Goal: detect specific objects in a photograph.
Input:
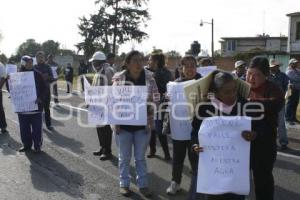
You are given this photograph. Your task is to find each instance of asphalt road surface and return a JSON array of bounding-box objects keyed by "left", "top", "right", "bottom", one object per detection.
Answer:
[{"left": 1, "top": 88, "right": 300, "bottom": 200}]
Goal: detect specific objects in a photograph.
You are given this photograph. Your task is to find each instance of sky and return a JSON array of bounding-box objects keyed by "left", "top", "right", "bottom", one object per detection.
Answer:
[{"left": 0, "top": 0, "right": 298, "bottom": 57}]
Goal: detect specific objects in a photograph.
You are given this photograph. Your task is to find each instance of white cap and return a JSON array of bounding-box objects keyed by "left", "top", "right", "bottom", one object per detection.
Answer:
[
  {"left": 289, "top": 58, "right": 298, "bottom": 65},
  {"left": 235, "top": 60, "right": 246, "bottom": 68},
  {"left": 269, "top": 59, "right": 281, "bottom": 68},
  {"left": 89, "top": 51, "right": 106, "bottom": 62}
]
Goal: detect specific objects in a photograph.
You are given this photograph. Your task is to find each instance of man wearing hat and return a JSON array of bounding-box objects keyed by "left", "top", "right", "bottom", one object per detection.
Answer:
[
  {"left": 233, "top": 60, "right": 246, "bottom": 80},
  {"left": 0, "top": 62, "right": 8, "bottom": 134},
  {"left": 90, "top": 51, "right": 115, "bottom": 161},
  {"left": 269, "top": 59, "right": 289, "bottom": 150},
  {"left": 286, "top": 58, "right": 300, "bottom": 125}
]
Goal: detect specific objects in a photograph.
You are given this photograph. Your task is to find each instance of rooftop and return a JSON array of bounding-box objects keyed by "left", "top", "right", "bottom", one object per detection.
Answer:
[
  {"left": 220, "top": 36, "right": 288, "bottom": 41},
  {"left": 286, "top": 12, "right": 300, "bottom": 17}
]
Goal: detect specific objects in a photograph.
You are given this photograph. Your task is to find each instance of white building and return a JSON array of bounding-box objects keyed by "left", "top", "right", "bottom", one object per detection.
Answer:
[{"left": 287, "top": 12, "right": 300, "bottom": 55}]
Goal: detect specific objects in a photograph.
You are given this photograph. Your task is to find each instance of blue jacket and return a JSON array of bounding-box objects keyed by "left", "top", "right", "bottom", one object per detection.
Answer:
[{"left": 269, "top": 71, "right": 289, "bottom": 92}]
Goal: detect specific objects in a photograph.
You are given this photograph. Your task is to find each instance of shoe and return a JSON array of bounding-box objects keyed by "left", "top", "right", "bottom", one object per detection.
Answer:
[
  {"left": 100, "top": 153, "right": 112, "bottom": 161},
  {"left": 19, "top": 147, "right": 31, "bottom": 152},
  {"left": 281, "top": 145, "right": 288, "bottom": 150},
  {"left": 147, "top": 152, "right": 156, "bottom": 158},
  {"left": 139, "top": 187, "right": 152, "bottom": 198},
  {"left": 1, "top": 129, "right": 8, "bottom": 134},
  {"left": 119, "top": 187, "right": 132, "bottom": 197},
  {"left": 288, "top": 121, "right": 295, "bottom": 126},
  {"left": 164, "top": 154, "right": 171, "bottom": 161},
  {"left": 47, "top": 126, "right": 54, "bottom": 131},
  {"left": 166, "top": 181, "right": 181, "bottom": 195},
  {"left": 32, "top": 149, "right": 42, "bottom": 153},
  {"left": 93, "top": 149, "right": 103, "bottom": 156}
]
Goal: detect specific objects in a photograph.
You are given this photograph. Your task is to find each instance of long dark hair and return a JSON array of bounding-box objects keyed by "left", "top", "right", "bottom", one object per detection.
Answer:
[
  {"left": 124, "top": 50, "right": 142, "bottom": 66},
  {"left": 151, "top": 53, "right": 165, "bottom": 68},
  {"left": 248, "top": 56, "right": 270, "bottom": 76}
]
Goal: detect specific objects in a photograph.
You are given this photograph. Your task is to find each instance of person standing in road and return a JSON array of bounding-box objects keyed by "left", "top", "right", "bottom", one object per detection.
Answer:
[
  {"left": 34, "top": 51, "right": 55, "bottom": 131},
  {"left": 112, "top": 50, "right": 159, "bottom": 197},
  {"left": 90, "top": 51, "right": 115, "bottom": 161},
  {"left": 269, "top": 59, "right": 290, "bottom": 150},
  {"left": 164, "top": 55, "right": 202, "bottom": 195},
  {"left": 145, "top": 52, "right": 172, "bottom": 160},
  {"left": 17, "top": 56, "right": 47, "bottom": 153},
  {"left": 78, "top": 60, "right": 88, "bottom": 92},
  {"left": 46, "top": 54, "right": 59, "bottom": 104},
  {"left": 246, "top": 56, "right": 284, "bottom": 200},
  {"left": 286, "top": 58, "right": 300, "bottom": 125},
  {"left": 64, "top": 63, "right": 74, "bottom": 94},
  {"left": 0, "top": 62, "right": 8, "bottom": 134}
]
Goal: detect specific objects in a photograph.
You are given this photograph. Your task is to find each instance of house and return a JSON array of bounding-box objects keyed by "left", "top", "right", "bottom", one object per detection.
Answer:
[
  {"left": 287, "top": 12, "right": 300, "bottom": 55},
  {"left": 220, "top": 36, "right": 288, "bottom": 57}
]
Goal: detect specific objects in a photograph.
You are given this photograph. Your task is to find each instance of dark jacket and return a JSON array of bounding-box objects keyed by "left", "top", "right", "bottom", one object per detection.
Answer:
[
  {"left": 154, "top": 67, "right": 173, "bottom": 95},
  {"left": 269, "top": 71, "right": 289, "bottom": 92},
  {"left": 19, "top": 67, "right": 48, "bottom": 112},
  {"left": 33, "top": 63, "right": 54, "bottom": 87},
  {"left": 64, "top": 66, "right": 74, "bottom": 81}
]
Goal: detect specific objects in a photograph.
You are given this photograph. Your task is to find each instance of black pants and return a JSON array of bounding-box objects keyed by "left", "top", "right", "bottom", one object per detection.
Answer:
[
  {"left": 66, "top": 79, "right": 73, "bottom": 93},
  {"left": 43, "top": 92, "right": 52, "bottom": 127},
  {"left": 286, "top": 88, "right": 300, "bottom": 122},
  {"left": 80, "top": 76, "right": 85, "bottom": 92},
  {"left": 172, "top": 139, "right": 197, "bottom": 184},
  {"left": 251, "top": 139, "right": 277, "bottom": 200},
  {"left": 52, "top": 82, "right": 59, "bottom": 103},
  {"left": 96, "top": 125, "right": 112, "bottom": 155},
  {"left": 149, "top": 130, "right": 170, "bottom": 157},
  {"left": 0, "top": 91, "right": 7, "bottom": 130}
]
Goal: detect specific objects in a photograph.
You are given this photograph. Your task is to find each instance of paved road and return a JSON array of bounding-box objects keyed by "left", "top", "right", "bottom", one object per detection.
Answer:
[{"left": 1, "top": 89, "right": 300, "bottom": 200}]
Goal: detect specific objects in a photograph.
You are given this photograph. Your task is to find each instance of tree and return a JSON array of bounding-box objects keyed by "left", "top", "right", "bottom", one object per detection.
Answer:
[
  {"left": 17, "top": 39, "right": 42, "bottom": 57},
  {"left": 77, "top": 0, "right": 149, "bottom": 56},
  {"left": 0, "top": 53, "right": 7, "bottom": 64},
  {"left": 41, "top": 40, "right": 60, "bottom": 56}
]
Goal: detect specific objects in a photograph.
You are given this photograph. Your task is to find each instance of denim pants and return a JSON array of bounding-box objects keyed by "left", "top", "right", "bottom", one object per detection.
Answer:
[
  {"left": 0, "top": 90, "right": 7, "bottom": 130},
  {"left": 115, "top": 129, "right": 150, "bottom": 188},
  {"left": 285, "top": 88, "right": 300, "bottom": 122},
  {"left": 277, "top": 106, "right": 288, "bottom": 145},
  {"left": 18, "top": 113, "right": 43, "bottom": 150}
]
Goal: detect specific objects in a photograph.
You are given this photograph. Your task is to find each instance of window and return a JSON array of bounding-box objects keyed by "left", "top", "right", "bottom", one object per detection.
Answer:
[
  {"left": 296, "top": 22, "right": 300, "bottom": 40},
  {"left": 227, "top": 40, "right": 236, "bottom": 51}
]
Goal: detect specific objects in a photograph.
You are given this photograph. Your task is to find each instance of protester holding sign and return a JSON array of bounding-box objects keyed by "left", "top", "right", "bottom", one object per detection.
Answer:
[
  {"left": 34, "top": 51, "right": 55, "bottom": 131},
  {"left": 189, "top": 71, "right": 256, "bottom": 200},
  {"left": 246, "top": 56, "right": 284, "bottom": 200},
  {"left": 17, "top": 56, "right": 47, "bottom": 153},
  {"left": 146, "top": 52, "right": 172, "bottom": 160},
  {"left": 90, "top": 51, "right": 115, "bottom": 161},
  {"left": 163, "top": 55, "right": 202, "bottom": 195},
  {"left": 112, "top": 51, "right": 159, "bottom": 198},
  {"left": 0, "top": 62, "right": 8, "bottom": 134}
]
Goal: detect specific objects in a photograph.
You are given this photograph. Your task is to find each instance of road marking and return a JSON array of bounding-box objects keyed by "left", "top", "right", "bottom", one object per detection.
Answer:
[{"left": 51, "top": 102, "right": 88, "bottom": 112}]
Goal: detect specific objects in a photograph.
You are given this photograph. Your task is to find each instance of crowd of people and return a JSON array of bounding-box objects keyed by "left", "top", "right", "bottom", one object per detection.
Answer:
[{"left": 0, "top": 49, "right": 300, "bottom": 200}]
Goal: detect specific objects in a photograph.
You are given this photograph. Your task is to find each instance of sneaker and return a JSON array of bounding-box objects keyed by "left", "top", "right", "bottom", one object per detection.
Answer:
[
  {"left": 100, "top": 153, "right": 112, "bottom": 161},
  {"left": 47, "top": 126, "right": 54, "bottom": 131},
  {"left": 18, "top": 147, "right": 31, "bottom": 152},
  {"left": 166, "top": 181, "right": 181, "bottom": 195},
  {"left": 119, "top": 187, "right": 132, "bottom": 197},
  {"left": 139, "top": 187, "right": 152, "bottom": 198},
  {"left": 281, "top": 144, "right": 288, "bottom": 151},
  {"left": 93, "top": 149, "right": 103, "bottom": 156},
  {"left": 1, "top": 129, "right": 8, "bottom": 134}
]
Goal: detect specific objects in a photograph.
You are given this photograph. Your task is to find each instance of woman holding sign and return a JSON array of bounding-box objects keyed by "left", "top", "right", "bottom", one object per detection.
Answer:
[
  {"left": 246, "top": 56, "right": 284, "bottom": 200},
  {"left": 189, "top": 71, "right": 256, "bottom": 200},
  {"left": 164, "top": 55, "right": 202, "bottom": 195},
  {"left": 112, "top": 51, "right": 159, "bottom": 198},
  {"left": 17, "top": 56, "right": 47, "bottom": 153}
]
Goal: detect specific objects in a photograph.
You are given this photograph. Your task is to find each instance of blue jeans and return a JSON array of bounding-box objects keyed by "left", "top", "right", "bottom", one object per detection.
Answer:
[
  {"left": 285, "top": 88, "right": 300, "bottom": 122},
  {"left": 278, "top": 106, "right": 288, "bottom": 145},
  {"left": 18, "top": 113, "right": 43, "bottom": 150},
  {"left": 115, "top": 129, "right": 150, "bottom": 188}
]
